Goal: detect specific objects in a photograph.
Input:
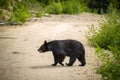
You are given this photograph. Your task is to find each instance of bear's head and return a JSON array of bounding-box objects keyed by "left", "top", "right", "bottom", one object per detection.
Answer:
[{"left": 38, "top": 40, "right": 48, "bottom": 53}]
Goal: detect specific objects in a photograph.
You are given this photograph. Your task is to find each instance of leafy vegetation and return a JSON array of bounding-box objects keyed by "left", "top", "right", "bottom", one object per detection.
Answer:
[
  {"left": 87, "top": 8, "right": 120, "bottom": 49},
  {"left": 87, "top": 6, "right": 120, "bottom": 80},
  {"left": 9, "top": 2, "right": 31, "bottom": 24},
  {"left": 46, "top": 2, "right": 62, "bottom": 14},
  {"left": 0, "top": 0, "right": 120, "bottom": 24},
  {"left": 0, "top": 0, "right": 90, "bottom": 24},
  {"left": 0, "top": 0, "right": 42, "bottom": 24},
  {"left": 86, "top": 0, "right": 120, "bottom": 13},
  {"left": 0, "top": 0, "right": 11, "bottom": 9},
  {"left": 45, "top": 0, "right": 89, "bottom": 14},
  {"left": 62, "top": 0, "right": 89, "bottom": 14}
]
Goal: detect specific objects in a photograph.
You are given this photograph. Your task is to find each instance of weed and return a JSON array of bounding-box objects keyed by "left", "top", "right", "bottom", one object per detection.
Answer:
[
  {"left": 62, "top": 0, "right": 89, "bottom": 14},
  {"left": 9, "top": 2, "right": 32, "bottom": 24},
  {"left": 0, "top": 0, "right": 11, "bottom": 9},
  {"left": 87, "top": 8, "right": 120, "bottom": 80},
  {"left": 46, "top": 2, "right": 62, "bottom": 14}
]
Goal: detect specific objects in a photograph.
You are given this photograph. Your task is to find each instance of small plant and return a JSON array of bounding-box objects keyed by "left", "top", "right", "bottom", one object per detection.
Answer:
[
  {"left": 46, "top": 2, "right": 62, "bottom": 14},
  {"left": 0, "top": 9, "right": 4, "bottom": 19},
  {"left": 87, "top": 10, "right": 120, "bottom": 49},
  {"left": 97, "top": 46, "right": 120, "bottom": 80},
  {"left": 0, "top": 0, "right": 90, "bottom": 24},
  {"left": 0, "top": 0, "right": 11, "bottom": 9},
  {"left": 62, "top": 1, "right": 74, "bottom": 14},
  {"left": 87, "top": 7, "right": 120, "bottom": 80},
  {"left": 9, "top": 2, "right": 32, "bottom": 24},
  {"left": 62, "top": 0, "right": 89, "bottom": 14},
  {"left": 36, "top": 10, "right": 42, "bottom": 17}
]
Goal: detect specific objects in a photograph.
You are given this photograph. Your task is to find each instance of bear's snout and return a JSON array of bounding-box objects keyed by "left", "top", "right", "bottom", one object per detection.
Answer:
[{"left": 37, "top": 49, "right": 42, "bottom": 53}]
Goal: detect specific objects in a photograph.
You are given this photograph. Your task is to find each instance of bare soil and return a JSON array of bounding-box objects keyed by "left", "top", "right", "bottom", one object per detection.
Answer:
[{"left": 0, "top": 13, "right": 102, "bottom": 80}]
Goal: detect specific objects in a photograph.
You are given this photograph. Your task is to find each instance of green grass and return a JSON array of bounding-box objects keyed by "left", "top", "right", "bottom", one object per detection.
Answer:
[
  {"left": 45, "top": 0, "right": 90, "bottom": 14},
  {"left": 0, "top": 0, "right": 11, "bottom": 9},
  {"left": 87, "top": 11, "right": 120, "bottom": 49},
  {"left": 46, "top": 2, "right": 62, "bottom": 14},
  {"left": 9, "top": 2, "right": 32, "bottom": 24},
  {"left": 62, "top": 0, "right": 89, "bottom": 14},
  {"left": 96, "top": 46, "right": 120, "bottom": 80},
  {"left": 0, "top": 0, "right": 90, "bottom": 24},
  {"left": 87, "top": 9, "right": 120, "bottom": 80},
  {"left": 8, "top": 0, "right": 43, "bottom": 24}
]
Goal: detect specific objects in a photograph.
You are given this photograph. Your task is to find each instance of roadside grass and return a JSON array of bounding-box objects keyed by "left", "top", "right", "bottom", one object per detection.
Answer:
[
  {"left": 0, "top": 0, "right": 90, "bottom": 24},
  {"left": 86, "top": 9, "right": 120, "bottom": 80}
]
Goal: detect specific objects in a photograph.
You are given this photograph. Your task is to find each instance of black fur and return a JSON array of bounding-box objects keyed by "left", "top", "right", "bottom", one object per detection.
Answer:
[{"left": 38, "top": 39, "right": 86, "bottom": 66}]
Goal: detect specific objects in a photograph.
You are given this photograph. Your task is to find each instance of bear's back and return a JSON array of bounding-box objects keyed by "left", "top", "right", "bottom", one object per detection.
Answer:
[
  {"left": 49, "top": 39, "right": 83, "bottom": 49},
  {"left": 48, "top": 40, "right": 85, "bottom": 56}
]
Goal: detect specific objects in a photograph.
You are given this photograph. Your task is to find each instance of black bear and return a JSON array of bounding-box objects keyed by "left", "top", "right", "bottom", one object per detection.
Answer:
[{"left": 38, "top": 39, "right": 86, "bottom": 66}]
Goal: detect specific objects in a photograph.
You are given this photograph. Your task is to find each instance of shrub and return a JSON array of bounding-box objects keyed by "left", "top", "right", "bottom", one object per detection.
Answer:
[
  {"left": 87, "top": 8, "right": 120, "bottom": 80},
  {"left": 36, "top": 10, "right": 42, "bottom": 17},
  {"left": 0, "top": 9, "right": 4, "bottom": 19},
  {"left": 0, "top": 0, "right": 90, "bottom": 24},
  {"left": 87, "top": 10, "right": 120, "bottom": 49},
  {"left": 27, "top": 1, "right": 43, "bottom": 18},
  {"left": 62, "top": 0, "right": 89, "bottom": 14},
  {"left": 0, "top": 0, "right": 11, "bottom": 9},
  {"left": 96, "top": 46, "right": 120, "bottom": 80},
  {"left": 9, "top": 2, "right": 32, "bottom": 24},
  {"left": 46, "top": 2, "right": 62, "bottom": 14},
  {"left": 62, "top": 1, "right": 74, "bottom": 14}
]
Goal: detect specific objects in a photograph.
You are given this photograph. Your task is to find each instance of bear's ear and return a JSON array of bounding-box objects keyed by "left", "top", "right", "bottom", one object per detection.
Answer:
[
  {"left": 44, "top": 40, "right": 48, "bottom": 50},
  {"left": 44, "top": 40, "right": 47, "bottom": 44}
]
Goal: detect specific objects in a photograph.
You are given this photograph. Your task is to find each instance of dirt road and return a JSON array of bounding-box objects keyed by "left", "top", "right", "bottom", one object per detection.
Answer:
[{"left": 0, "top": 13, "right": 102, "bottom": 80}]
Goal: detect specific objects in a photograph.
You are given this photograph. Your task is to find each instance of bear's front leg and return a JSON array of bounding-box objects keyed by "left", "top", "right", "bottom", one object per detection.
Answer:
[
  {"left": 66, "top": 57, "right": 76, "bottom": 66},
  {"left": 52, "top": 53, "right": 59, "bottom": 66},
  {"left": 58, "top": 55, "right": 65, "bottom": 66}
]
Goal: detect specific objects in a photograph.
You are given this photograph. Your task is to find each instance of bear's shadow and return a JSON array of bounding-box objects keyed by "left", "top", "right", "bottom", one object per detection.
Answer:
[{"left": 30, "top": 65, "right": 78, "bottom": 69}]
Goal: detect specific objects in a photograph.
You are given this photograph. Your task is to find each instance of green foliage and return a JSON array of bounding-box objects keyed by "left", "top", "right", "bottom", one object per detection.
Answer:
[
  {"left": 9, "top": 2, "right": 32, "bottom": 24},
  {"left": 0, "top": 9, "right": 3, "bottom": 19},
  {"left": 45, "top": 0, "right": 89, "bottom": 14},
  {"left": 62, "top": 1, "right": 75, "bottom": 14},
  {"left": 87, "top": 8, "right": 120, "bottom": 80},
  {"left": 87, "top": 10, "right": 120, "bottom": 49},
  {"left": 96, "top": 46, "right": 120, "bottom": 80},
  {"left": 37, "top": 0, "right": 51, "bottom": 5},
  {"left": 62, "top": 0, "right": 89, "bottom": 14},
  {"left": 0, "top": 0, "right": 90, "bottom": 24},
  {"left": 86, "top": 0, "right": 120, "bottom": 13},
  {"left": 26, "top": 1, "right": 43, "bottom": 18},
  {"left": 36, "top": 10, "right": 42, "bottom": 17},
  {"left": 0, "top": 9, "right": 11, "bottom": 22},
  {"left": 46, "top": 2, "right": 62, "bottom": 14},
  {"left": 0, "top": 0, "right": 11, "bottom": 9}
]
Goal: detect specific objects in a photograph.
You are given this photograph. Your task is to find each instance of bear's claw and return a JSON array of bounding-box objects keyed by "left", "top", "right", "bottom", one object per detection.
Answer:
[
  {"left": 51, "top": 64, "right": 57, "bottom": 66},
  {"left": 66, "top": 63, "right": 72, "bottom": 66}
]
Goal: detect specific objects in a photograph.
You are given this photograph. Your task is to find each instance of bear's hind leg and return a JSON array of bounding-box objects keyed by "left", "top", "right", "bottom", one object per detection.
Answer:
[
  {"left": 66, "top": 57, "right": 76, "bottom": 66},
  {"left": 59, "top": 55, "right": 65, "bottom": 66},
  {"left": 78, "top": 55, "right": 86, "bottom": 66}
]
